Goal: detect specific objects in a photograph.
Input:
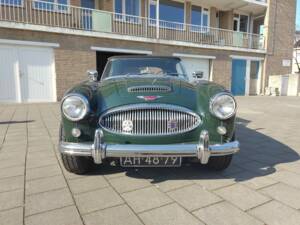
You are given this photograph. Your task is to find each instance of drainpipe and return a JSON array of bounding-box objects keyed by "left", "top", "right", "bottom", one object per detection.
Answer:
[{"left": 156, "top": 0, "right": 160, "bottom": 39}]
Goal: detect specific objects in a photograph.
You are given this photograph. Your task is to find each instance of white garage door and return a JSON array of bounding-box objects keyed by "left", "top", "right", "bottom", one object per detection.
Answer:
[
  {"left": 180, "top": 57, "right": 210, "bottom": 82},
  {"left": 0, "top": 45, "right": 56, "bottom": 103}
]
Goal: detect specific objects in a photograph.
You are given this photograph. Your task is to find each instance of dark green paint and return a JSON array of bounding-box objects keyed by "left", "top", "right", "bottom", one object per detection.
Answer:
[{"left": 61, "top": 77, "right": 236, "bottom": 145}]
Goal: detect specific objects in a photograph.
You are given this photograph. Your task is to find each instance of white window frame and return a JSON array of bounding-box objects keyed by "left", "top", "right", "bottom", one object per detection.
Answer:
[
  {"left": 190, "top": 5, "right": 210, "bottom": 33},
  {"left": 148, "top": 0, "right": 186, "bottom": 31},
  {"left": 0, "top": 0, "right": 24, "bottom": 7},
  {"left": 113, "top": 0, "right": 141, "bottom": 23},
  {"left": 233, "top": 13, "right": 249, "bottom": 33},
  {"left": 32, "top": 0, "right": 70, "bottom": 13}
]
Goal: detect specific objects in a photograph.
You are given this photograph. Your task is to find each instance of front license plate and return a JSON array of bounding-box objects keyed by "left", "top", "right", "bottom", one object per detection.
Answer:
[{"left": 120, "top": 156, "right": 182, "bottom": 167}]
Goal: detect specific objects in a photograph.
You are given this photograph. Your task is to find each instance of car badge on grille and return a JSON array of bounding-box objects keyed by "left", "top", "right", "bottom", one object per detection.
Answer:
[
  {"left": 137, "top": 96, "right": 162, "bottom": 101},
  {"left": 122, "top": 120, "right": 133, "bottom": 132},
  {"left": 167, "top": 120, "right": 178, "bottom": 130}
]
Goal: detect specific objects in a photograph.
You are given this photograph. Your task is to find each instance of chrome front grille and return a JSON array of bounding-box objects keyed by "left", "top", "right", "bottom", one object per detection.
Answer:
[
  {"left": 127, "top": 85, "right": 171, "bottom": 93},
  {"left": 99, "top": 104, "right": 201, "bottom": 136}
]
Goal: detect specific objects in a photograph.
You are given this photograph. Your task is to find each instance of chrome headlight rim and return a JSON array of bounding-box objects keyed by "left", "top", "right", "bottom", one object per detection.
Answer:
[
  {"left": 209, "top": 92, "right": 237, "bottom": 120},
  {"left": 61, "top": 93, "right": 90, "bottom": 121}
]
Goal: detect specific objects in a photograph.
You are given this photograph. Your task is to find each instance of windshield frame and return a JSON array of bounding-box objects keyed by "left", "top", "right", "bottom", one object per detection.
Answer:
[{"left": 101, "top": 57, "right": 189, "bottom": 81}]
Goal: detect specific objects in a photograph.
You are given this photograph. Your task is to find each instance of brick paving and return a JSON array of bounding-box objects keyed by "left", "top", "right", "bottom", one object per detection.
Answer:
[{"left": 0, "top": 97, "right": 300, "bottom": 225}]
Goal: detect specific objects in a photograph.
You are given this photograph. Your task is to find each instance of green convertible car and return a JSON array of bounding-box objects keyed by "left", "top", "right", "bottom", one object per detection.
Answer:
[{"left": 59, "top": 56, "right": 239, "bottom": 174}]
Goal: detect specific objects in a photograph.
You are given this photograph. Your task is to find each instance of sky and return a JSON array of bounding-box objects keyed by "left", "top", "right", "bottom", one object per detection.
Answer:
[{"left": 297, "top": 0, "right": 300, "bottom": 30}]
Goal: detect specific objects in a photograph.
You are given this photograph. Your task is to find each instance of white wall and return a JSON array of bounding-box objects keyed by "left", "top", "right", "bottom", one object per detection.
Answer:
[{"left": 293, "top": 48, "right": 300, "bottom": 74}]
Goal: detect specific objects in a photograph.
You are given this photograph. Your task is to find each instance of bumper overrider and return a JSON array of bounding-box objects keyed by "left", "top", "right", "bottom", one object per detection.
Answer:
[{"left": 59, "top": 129, "right": 240, "bottom": 165}]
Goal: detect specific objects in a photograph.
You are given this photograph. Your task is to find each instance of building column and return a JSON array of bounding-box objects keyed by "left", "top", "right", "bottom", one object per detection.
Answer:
[{"left": 156, "top": 0, "right": 160, "bottom": 39}]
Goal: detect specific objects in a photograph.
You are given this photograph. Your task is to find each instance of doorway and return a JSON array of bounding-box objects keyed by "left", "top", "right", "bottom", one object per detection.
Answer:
[
  {"left": 231, "top": 58, "right": 262, "bottom": 96},
  {"left": 231, "top": 59, "right": 247, "bottom": 95},
  {"left": 96, "top": 51, "right": 145, "bottom": 79}
]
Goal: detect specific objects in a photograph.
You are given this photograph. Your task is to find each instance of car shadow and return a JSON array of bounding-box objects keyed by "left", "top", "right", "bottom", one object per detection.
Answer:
[{"left": 88, "top": 117, "right": 300, "bottom": 183}]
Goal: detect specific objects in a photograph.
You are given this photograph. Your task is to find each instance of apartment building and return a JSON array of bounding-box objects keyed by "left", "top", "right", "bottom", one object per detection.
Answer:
[{"left": 0, "top": 0, "right": 296, "bottom": 102}]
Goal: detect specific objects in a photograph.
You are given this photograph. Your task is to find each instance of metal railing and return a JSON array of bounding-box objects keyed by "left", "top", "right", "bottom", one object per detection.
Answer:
[{"left": 0, "top": 0, "right": 265, "bottom": 50}]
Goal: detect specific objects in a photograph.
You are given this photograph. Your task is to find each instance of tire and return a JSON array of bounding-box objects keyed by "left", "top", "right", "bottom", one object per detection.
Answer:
[
  {"left": 206, "top": 155, "right": 233, "bottom": 171},
  {"left": 60, "top": 124, "right": 93, "bottom": 174},
  {"left": 206, "top": 132, "right": 235, "bottom": 171}
]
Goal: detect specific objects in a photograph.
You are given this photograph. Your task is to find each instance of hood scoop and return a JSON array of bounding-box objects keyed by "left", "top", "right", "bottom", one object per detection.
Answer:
[{"left": 127, "top": 85, "right": 172, "bottom": 93}]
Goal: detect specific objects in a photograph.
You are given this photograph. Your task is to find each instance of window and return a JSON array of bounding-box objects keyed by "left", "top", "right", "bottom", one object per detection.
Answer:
[
  {"left": 33, "top": 0, "right": 69, "bottom": 12},
  {"left": 233, "top": 13, "right": 249, "bottom": 32},
  {"left": 114, "top": 0, "right": 140, "bottom": 23},
  {"left": 0, "top": 0, "right": 23, "bottom": 6},
  {"left": 191, "top": 5, "right": 209, "bottom": 32},
  {"left": 149, "top": 0, "right": 185, "bottom": 29}
]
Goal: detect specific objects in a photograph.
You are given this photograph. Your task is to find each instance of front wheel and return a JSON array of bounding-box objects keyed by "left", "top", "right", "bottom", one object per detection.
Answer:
[
  {"left": 59, "top": 124, "right": 94, "bottom": 174},
  {"left": 206, "top": 154, "right": 233, "bottom": 171},
  {"left": 61, "top": 154, "right": 93, "bottom": 175},
  {"left": 206, "top": 132, "right": 235, "bottom": 171}
]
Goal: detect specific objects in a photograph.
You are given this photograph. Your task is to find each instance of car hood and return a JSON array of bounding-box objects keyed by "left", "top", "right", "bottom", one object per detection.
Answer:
[{"left": 95, "top": 77, "right": 199, "bottom": 113}]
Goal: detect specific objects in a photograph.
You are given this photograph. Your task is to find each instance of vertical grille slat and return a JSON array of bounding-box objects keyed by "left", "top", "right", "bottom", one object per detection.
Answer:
[{"left": 99, "top": 104, "right": 201, "bottom": 136}]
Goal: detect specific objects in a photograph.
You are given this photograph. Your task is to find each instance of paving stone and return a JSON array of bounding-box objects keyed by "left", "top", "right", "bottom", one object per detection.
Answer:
[
  {"left": 109, "top": 175, "right": 152, "bottom": 193},
  {"left": 26, "top": 164, "right": 62, "bottom": 180},
  {"left": 68, "top": 176, "right": 109, "bottom": 194},
  {"left": 238, "top": 161, "right": 276, "bottom": 175},
  {"left": 0, "top": 176, "right": 24, "bottom": 193},
  {"left": 193, "top": 174, "right": 235, "bottom": 190},
  {"left": 249, "top": 201, "right": 300, "bottom": 225},
  {"left": 26, "top": 151, "right": 55, "bottom": 161},
  {"left": 168, "top": 184, "right": 222, "bottom": 211},
  {"left": 275, "top": 161, "right": 300, "bottom": 174},
  {"left": 260, "top": 183, "right": 300, "bottom": 209},
  {"left": 26, "top": 175, "right": 67, "bottom": 195},
  {"left": 122, "top": 186, "right": 173, "bottom": 213},
  {"left": 0, "top": 165, "right": 24, "bottom": 179},
  {"left": 0, "top": 157, "right": 25, "bottom": 169},
  {"left": 194, "top": 201, "right": 263, "bottom": 225},
  {"left": 139, "top": 203, "right": 203, "bottom": 225},
  {"left": 220, "top": 164, "right": 244, "bottom": 176},
  {"left": 25, "top": 188, "right": 73, "bottom": 216},
  {"left": 83, "top": 204, "right": 143, "bottom": 225},
  {"left": 25, "top": 206, "right": 83, "bottom": 225},
  {"left": 267, "top": 170, "right": 300, "bottom": 189},
  {"left": 75, "top": 187, "right": 124, "bottom": 214},
  {"left": 0, "top": 189, "right": 24, "bottom": 211},
  {"left": 233, "top": 171, "right": 278, "bottom": 189},
  {"left": 154, "top": 177, "right": 194, "bottom": 192},
  {"left": 214, "top": 184, "right": 270, "bottom": 211},
  {"left": 0, "top": 207, "right": 23, "bottom": 225},
  {"left": 26, "top": 156, "right": 57, "bottom": 169}
]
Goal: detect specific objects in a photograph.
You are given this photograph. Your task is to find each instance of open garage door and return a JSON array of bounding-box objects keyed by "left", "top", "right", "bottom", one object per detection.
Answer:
[
  {"left": 94, "top": 47, "right": 152, "bottom": 79},
  {"left": 179, "top": 57, "right": 210, "bottom": 82},
  {"left": 96, "top": 51, "right": 138, "bottom": 79}
]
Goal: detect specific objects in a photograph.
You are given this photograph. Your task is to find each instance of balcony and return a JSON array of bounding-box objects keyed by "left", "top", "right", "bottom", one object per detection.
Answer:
[{"left": 0, "top": 0, "right": 265, "bottom": 51}]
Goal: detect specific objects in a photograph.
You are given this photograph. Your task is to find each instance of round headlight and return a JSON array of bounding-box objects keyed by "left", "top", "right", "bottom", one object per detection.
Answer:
[
  {"left": 210, "top": 93, "right": 236, "bottom": 120},
  {"left": 62, "top": 94, "right": 89, "bottom": 121}
]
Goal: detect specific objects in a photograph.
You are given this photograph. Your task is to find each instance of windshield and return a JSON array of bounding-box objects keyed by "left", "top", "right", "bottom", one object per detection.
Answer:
[{"left": 101, "top": 58, "right": 188, "bottom": 80}]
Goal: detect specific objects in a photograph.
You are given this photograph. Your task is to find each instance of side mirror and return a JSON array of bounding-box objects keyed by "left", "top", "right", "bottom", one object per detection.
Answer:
[
  {"left": 192, "top": 71, "right": 204, "bottom": 79},
  {"left": 87, "top": 70, "right": 98, "bottom": 82}
]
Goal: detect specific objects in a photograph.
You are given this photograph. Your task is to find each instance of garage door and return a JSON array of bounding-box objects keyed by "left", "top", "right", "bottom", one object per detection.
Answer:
[
  {"left": 0, "top": 45, "right": 55, "bottom": 103},
  {"left": 180, "top": 57, "right": 210, "bottom": 82}
]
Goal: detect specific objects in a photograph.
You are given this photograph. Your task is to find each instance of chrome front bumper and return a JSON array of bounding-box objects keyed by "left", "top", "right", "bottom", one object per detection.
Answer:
[{"left": 59, "top": 129, "right": 240, "bottom": 165}]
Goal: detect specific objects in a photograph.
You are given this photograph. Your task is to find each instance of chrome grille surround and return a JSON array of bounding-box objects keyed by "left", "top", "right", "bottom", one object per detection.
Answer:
[
  {"left": 127, "top": 85, "right": 171, "bottom": 93},
  {"left": 99, "top": 104, "right": 201, "bottom": 136}
]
